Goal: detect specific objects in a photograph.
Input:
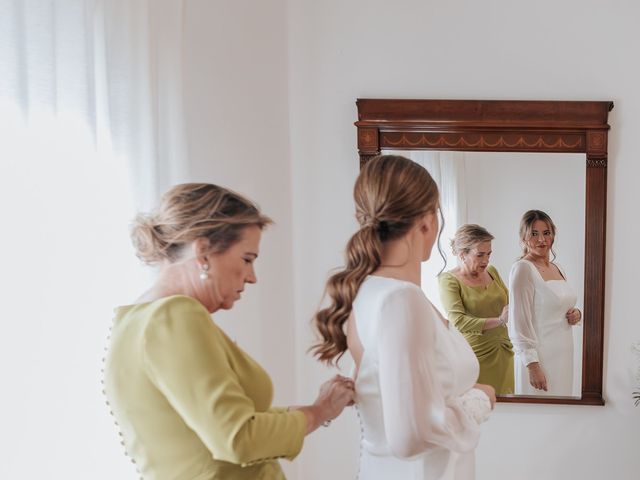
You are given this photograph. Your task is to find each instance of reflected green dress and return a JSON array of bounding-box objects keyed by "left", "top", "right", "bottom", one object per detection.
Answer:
[{"left": 438, "top": 265, "right": 515, "bottom": 394}]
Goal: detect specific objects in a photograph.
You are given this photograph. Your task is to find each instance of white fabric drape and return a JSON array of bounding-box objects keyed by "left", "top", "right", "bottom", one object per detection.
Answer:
[
  {"left": 98, "top": 0, "right": 188, "bottom": 208},
  {"left": 0, "top": 1, "right": 186, "bottom": 477},
  {"left": 407, "top": 151, "right": 468, "bottom": 314}
]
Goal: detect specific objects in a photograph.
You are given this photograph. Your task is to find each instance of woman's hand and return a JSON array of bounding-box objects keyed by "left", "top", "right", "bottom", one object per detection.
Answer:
[
  {"left": 314, "top": 375, "right": 356, "bottom": 417},
  {"left": 566, "top": 308, "right": 581, "bottom": 325},
  {"left": 474, "top": 383, "right": 496, "bottom": 409},
  {"left": 294, "top": 375, "right": 355, "bottom": 434},
  {"left": 527, "top": 362, "right": 548, "bottom": 391},
  {"left": 498, "top": 305, "right": 509, "bottom": 326},
  {"left": 482, "top": 305, "right": 510, "bottom": 331}
]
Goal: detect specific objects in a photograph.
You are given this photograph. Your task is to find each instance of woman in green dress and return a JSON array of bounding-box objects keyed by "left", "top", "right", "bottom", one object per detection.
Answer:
[
  {"left": 104, "top": 183, "right": 355, "bottom": 479},
  {"left": 438, "top": 224, "right": 515, "bottom": 394}
]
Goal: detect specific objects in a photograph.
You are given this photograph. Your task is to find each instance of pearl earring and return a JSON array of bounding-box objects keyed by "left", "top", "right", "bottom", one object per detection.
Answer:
[{"left": 199, "top": 263, "right": 209, "bottom": 281}]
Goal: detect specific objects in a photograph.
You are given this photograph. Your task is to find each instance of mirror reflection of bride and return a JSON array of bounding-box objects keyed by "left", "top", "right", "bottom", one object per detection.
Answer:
[{"left": 509, "top": 210, "right": 582, "bottom": 396}]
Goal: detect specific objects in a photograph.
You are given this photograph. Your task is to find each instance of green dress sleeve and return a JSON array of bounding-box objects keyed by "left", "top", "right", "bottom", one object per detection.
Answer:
[
  {"left": 142, "top": 297, "right": 306, "bottom": 467},
  {"left": 438, "top": 273, "right": 487, "bottom": 334}
]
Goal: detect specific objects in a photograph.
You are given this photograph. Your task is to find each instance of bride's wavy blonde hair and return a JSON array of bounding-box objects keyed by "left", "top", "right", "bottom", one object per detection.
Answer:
[{"left": 311, "top": 155, "right": 440, "bottom": 364}]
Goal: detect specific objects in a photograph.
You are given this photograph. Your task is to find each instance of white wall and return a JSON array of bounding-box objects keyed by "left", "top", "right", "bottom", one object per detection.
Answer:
[
  {"left": 180, "top": 0, "right": 297, "bottom": 477},
  {"left": 288, "top": 1, "right": 640, "bottom": 479},
  {"left": 181, "top": 0, "right": 295, "bottom": 389}
]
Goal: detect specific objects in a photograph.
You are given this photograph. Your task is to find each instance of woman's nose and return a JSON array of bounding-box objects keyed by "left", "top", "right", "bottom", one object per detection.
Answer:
[{"left": 246, "top": 267, "right": 257, "bottom": 284}]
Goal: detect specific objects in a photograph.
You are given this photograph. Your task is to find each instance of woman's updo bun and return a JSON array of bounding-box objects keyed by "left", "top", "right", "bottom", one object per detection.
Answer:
[{"left": 130, "top": 183, "right": 272, "bottom": 265}]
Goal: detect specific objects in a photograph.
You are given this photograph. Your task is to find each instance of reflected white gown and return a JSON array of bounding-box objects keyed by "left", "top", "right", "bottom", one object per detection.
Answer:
[
  {"left": 508, "top": 260, "right": 577, "bottom": 396},
  {"left": 352, "top": 276, "right": 491, "bottom": 480}
]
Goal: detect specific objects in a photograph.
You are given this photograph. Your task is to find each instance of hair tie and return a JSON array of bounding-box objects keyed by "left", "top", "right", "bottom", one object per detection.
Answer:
[{"left": 361, "top": 214, "right": 380, "bottom": 230}]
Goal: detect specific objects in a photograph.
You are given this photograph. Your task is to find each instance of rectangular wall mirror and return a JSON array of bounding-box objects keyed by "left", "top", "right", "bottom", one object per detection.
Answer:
[{"left": 355, "top": 99, "right": 613, "bottom": 405}]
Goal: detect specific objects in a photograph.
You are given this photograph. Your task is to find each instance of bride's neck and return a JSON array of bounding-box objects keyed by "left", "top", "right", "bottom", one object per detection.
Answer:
[
  {"left": 526, "top": 253, "right": 550, "bottom": 266},
  {"left": 374, "top": 238, "right": 422, "bottom": 286},
  {"left": 374, "top": 263, "right": 421, "bottom": 286}
]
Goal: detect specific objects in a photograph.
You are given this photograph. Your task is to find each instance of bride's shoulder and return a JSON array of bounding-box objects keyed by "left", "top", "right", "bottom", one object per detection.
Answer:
[
  {"left": 510, "top": 258, "right": 534, "bottom": 273},
  {"left": 364, "top": 276, "right": 424, "bottom": 302}
]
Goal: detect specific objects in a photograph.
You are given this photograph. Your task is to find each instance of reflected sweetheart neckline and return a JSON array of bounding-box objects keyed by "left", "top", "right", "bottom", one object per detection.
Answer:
[
  {"left": 446, "top": 268, "right": 496, "bottom": 290},
  {"left": 522, "top": 259, "right": 567, "bottom": 283}
]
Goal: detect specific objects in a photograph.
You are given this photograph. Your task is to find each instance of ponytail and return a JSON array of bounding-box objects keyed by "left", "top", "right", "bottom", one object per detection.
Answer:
[
  {"left": 311, "top": 226, "right": 381, "bottom": 364},
  {"left": 311, "top": 155, "right": 440, "bottom": 365}
]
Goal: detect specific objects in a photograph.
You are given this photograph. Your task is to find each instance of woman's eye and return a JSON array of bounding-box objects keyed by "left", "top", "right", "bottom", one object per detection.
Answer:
[{"left": 243, "top": 258, "right": 251, "bottom": 264}]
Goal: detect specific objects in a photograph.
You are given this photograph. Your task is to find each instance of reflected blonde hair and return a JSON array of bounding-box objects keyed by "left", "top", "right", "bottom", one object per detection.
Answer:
[
  {"left": 519, "top": 209, "right": 557, "bottom": 260},
  {"left": 311, "top": 155, "right": 440, "bottom": 364},
  {"left": 130, "top": 183, "right": 272, "bottom": 265},
  {"left": 451, "top": 224, "right": 494, "bottom": 257}
]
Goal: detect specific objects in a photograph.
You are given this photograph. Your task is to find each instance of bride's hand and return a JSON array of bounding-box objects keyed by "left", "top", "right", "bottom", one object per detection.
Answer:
[
  {"left": 566, "top": 308, "right": 581, "bottom": 325},
  {"left": 474, "top": 383, "right": 496, "bottom": 409},
  {"left": 527, "top": 362, "right": 548, "bottom": 391}
]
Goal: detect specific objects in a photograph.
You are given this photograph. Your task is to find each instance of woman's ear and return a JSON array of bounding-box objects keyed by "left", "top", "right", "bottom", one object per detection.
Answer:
[
  {"left": 192, "top": 237, "right": 212, "bottom": 263},
  {"left": 420, "top": 210, "right": 438, "bottom": 233}
]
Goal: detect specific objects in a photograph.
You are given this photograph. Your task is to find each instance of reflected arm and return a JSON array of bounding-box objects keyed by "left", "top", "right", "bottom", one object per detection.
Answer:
[
  {"left": 438, "top": 273, "right": 499, "bottom": 333},
  {"left": 508, "top": 262, "right": 539, "bottom": 366}
]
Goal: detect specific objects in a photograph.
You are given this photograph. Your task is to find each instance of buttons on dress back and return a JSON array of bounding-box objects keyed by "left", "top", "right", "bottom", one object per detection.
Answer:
[
  {"left": 355, "top": 404, "right": 364, "bottom": 480},
  {"left": 102, "top": 317, "right": 142, "bottom": 477}
]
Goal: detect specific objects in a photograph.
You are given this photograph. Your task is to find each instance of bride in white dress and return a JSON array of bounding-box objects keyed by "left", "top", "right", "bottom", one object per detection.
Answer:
[
  {"left": 509, "top": 210, "right": 582, "bottom": 396},
  {"left": 312, "top": 155, "right": 495, "bottom": 480}
]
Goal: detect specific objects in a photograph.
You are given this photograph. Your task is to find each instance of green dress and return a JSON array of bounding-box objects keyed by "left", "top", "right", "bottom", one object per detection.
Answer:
[
  {"left": 104, "top": 295, "right": 306, "bottom": 479},
  {"left": 438, "top": 265, "right": 515, "bottom": 394}
]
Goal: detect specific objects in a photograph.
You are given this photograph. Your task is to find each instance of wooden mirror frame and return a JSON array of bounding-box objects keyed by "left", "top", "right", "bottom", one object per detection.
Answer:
[{"left": 355, "top": 98, "right": 613, "bottom": 405}]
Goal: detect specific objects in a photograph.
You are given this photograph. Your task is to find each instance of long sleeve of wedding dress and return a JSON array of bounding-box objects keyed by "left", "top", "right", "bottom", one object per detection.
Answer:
[
  {"left": 508, "top": 261, "right": 539, "bottom": 366},
  {"left": 376, "top": 286, "right": 488, "bottom": 459}
]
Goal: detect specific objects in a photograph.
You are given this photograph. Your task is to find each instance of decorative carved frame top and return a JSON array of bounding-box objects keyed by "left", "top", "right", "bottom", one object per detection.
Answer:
[{"left": 355, "top": 99, "right": 613, "bottom": 405}]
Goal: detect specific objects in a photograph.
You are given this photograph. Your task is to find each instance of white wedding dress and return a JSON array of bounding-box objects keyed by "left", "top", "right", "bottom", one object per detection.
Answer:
[
  {"left": 352, "top": 276, "right": 491, "bottom": 480},
  {"left": 508, "top": 260, "right": 578, "bottom": 396}
]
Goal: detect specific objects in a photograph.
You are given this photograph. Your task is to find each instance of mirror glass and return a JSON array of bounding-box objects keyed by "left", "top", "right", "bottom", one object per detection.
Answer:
[{"left": 384, "top": 149, "right": 585, "bottom": 398}]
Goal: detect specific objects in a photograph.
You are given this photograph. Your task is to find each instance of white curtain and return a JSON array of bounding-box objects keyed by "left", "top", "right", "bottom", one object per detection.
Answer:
[
  {"left": 407, "top": 151, "right": 468, "bottom": 313},
  {"left": 0, "top": 1, "right": 186, "bottom": 478}
]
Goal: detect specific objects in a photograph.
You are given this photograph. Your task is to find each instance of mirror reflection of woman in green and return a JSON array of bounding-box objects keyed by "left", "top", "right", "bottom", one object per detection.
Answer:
[{"left": 438, "top": 225, "right": 515, "bottom": 394}]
